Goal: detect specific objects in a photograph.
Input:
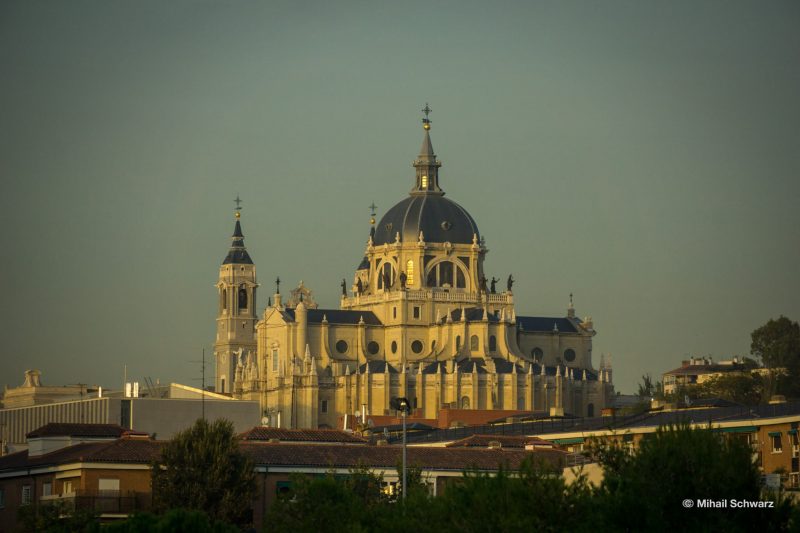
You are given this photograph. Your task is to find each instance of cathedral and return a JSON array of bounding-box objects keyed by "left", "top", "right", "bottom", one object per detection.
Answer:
[{"left": 214, "top": 112, "right": 614, "bottom": 429}]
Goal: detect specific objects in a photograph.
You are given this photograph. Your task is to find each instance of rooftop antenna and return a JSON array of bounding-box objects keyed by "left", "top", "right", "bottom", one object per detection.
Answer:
[{"left": 190, "top": 348, "right": 208, "bottom": 421}]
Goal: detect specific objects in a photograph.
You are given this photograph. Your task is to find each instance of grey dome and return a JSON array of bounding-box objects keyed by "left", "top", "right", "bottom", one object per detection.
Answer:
[{"left": 372, "top": 194, "right": 480, "bottom": 245}]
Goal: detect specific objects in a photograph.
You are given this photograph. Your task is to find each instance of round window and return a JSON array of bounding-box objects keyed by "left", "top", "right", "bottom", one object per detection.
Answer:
[
  {"left": 564, "top": 348, "right": 576, "bottom": 362},
  {"left": 336, "top": 340, "right": 348, "bottom": 354},
  {"left": 411, "top": 340, "right": 423, "bottom": 354},
  {"left": 391, "top": 341, "right": 397, "bottom": 354},
  {"left": 367, "top": 341, "right": 379, "bottom": 355},
  {"left": 532, "top": 348, "right": 543, "bottom": 360}
]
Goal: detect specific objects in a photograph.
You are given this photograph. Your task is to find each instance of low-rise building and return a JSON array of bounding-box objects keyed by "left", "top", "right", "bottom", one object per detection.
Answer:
[
  {"left": 662, "top": 356, "right": 770, "bottom": 395},
  {"left": 0, "top": 423, "right": 564, "bottom": 531}
]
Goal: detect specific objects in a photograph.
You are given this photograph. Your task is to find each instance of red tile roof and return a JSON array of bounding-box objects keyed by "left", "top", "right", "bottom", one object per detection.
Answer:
[
  {"left": 26, "top": 423, "right": 147, "bottom": 439},
  {"left": 239, "top": 427, "right": 367, "bottom": 444},
  {"left": 446, "top": 434, "right": 555, "bottom": 449},
  {"left": 240, "top": 442, "right": 565, "bottom": 471},
  {"left": 0, "top": 438, "right": 162, "bottom": 473}
]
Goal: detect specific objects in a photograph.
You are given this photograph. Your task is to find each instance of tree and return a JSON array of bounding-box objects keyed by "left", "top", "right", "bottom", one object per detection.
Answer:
[
  {"left": 751, "top": 316, "right": 800, "bottom": 397},
  {"left": 103, "top": 509, "right": 239, "bottom": 533},
  {"left": 151, "top": 418, "right": 255, "bottom": 527},
  {"left": 592, "top": 424, "right": 793, "bottom": 531},
  {"left": 675, "top": 373, "right": 765, "bottom": 405},
  {"left": 17, "top": 500, "right": 98, "bottom": 533},
  {"left": 266, "top": 466, "right": 389, "bottom": 532},
  {"left": 637, "top": 373, "right": 663, "bottom": 400}
]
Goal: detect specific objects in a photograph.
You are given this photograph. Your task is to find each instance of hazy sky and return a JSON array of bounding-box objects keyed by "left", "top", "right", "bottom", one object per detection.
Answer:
[{"left": 1, "top": 1, "right": 798, "bottom": 394}]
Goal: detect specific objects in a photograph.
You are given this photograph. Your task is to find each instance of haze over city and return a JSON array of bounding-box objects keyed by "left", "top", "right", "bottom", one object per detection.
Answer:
[{"left": 1, "top": 0, "right": 798, "bottom": 393}]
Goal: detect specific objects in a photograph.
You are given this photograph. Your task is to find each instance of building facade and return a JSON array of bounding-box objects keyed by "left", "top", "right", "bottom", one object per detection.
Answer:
[{"left": 222, "top": 116, "right": 615, "bottom": 428}]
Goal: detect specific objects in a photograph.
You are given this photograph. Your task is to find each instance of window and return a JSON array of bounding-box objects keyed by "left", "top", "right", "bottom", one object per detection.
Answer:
[
  {"left": 21, "top": 485, "right": 31, "bottom": 505},
  {"left": 489, "top": 336, "right": 497, "bottom": 352},
  {"left": 587, "top": 403, "right": 595, "bottom": 417},
  {"left": 413, "top": 306, "right": 420, "bottom": 319},
  {"left": 456, "top": 268, "right": 465, "bottom": 288},
  {"left": 461, "top": 396, "right": 470, "bottom": 409},
  {"left": 421, "top": 175, "right": 428, "bottom": 188},
  {"left": 221, "top": 378, "right": 225, "bottom": 393},
  {"left": 321, "top": 400, "right": 328, "bottom": 414},
  {"left": 378, "top": 262, "right": 394, "bottom": 290},
  {"left": 238, "top": 286, "right": 248, "bottom": 309},
  {"left": 564, "top": 349, "right": 576, "bottom": 362},
  {"left": 0, "top": 488, "right": 5, "bottom": 509},
  {"left": 406, "top": 260, "right": 414, "bottom": 286},
  {"left": 411, "top": 340, "right": 423, "bottom": 354},
  {"left": 470, "top": 335, "right": 479, "bottom": 351},
  {"left": 393, "top": 307, "right": 397, "bottom": 319},
  {"left": 272, "top": 349, "right": 279, "bottom": 372},
  {"left": 772, "top": 433, "right": 783, "bottom": 453},
  {"left": 63, "top": 480, "right": 74, "bottom": 496},
  {"left": 98, "top": 479, "right": 120, "bottom": 493},
  {"left": 368, "top": 341, "right": 380, "bottom": 355},
  {"left": 531, "top": 348, "right": 543, "bottom": 361},
  {"left": 439, "top": 262, "right": 453, "bottom": 287},
  {"left": 391, "top": 341, "right": 398, "bottom": 354},
  {"left": 456, "top": 336, "right": 461, "bottom": 350},
  {"left": 336, "top": 340, "right": 348, "bottom": 354}
]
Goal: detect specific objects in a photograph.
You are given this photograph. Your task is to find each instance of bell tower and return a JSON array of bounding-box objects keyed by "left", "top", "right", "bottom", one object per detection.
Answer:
[{"left": 214, "top": 196, "right": 258, "bottom": 394}]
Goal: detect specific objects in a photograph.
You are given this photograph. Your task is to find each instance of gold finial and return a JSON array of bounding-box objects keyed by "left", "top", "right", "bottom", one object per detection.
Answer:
[{"left": 422, "top": 103, "right": 432, "bottom": 130}]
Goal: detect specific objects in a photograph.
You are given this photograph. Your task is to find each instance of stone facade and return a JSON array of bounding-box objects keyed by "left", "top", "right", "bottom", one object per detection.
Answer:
[{"left": 222, "top": 119, "right": 614, "bottom": 428}]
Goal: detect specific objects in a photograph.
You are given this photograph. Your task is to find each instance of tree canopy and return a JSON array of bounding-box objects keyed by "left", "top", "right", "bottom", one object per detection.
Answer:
[
  {"left": 751, "top": 316, "right": 800, "bottom": 397},
  {"left": 151, "top": 418, "right": 255, "bottom": 527}
]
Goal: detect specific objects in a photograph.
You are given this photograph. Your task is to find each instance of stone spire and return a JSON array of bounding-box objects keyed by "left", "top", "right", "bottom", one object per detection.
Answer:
[{"left": 411, "top": 103, "right": 443, "bottom": 195}]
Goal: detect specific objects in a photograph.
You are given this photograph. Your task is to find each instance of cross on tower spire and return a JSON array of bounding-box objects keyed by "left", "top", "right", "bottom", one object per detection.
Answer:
[
  {"left": 421, "top": 103, "right": 432, "bottom": 130},
  {"left": 234, "top": 195, "right": 243, "bottom": 218}
]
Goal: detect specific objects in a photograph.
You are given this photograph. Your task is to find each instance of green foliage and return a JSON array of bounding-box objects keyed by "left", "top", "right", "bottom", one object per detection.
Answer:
[
  {"left": 103, "top": 509, "right": 240, "bottom": 533},
  {"left": 751, "top": 316, "right": 800, "bottom": 397},
  {"left": 637, "top": 373, "right": 663, "bottom": 400},
  {"left": 592, "top": 423, "right": 793, "bottom": 532},
  {"left": 265, "top": 457, "right": 597, "bottom": 533},
  {"left": 151, "top": 418, "right": 255, "bottom": 527},
  {"left": 17, "top": 501, "right": 99, "bottom": 533},
  {"left": 677, "top": 373, "right": 765, "bottom": 405},
  {"left": 424, "top": 458, "right": 597, "bottom": 533}
]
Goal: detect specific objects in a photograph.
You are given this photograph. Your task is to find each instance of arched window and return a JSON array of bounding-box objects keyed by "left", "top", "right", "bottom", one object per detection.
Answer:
[
  {"left": 456, "top": 336, "right": 461, "bottom": 351},
  {"left": 489, "top": 335, "right": 497, "bottom": 352},
  {"left": 238, "top": 286, "right": 248, "bottom": 309},
  {"left": 406, "top": 260, "right": 414, "bottom": 286},
  {"left": 587, "top": 403, "right": 595, "bottom": 417},
  {"left": 531, "top": 348, "right": 543, "bottom": 361},
  {"left": 470, "top": 335, "right": 479, "bottom": 351},
  {"left": 222, "top": 289, "right": 227, "bottom": 311},
  {"left": 378, "top": 262, "right": 394, "bottom": 290},
  {"left": 461, "top": 396, "right": 470, "bottom": 409}
]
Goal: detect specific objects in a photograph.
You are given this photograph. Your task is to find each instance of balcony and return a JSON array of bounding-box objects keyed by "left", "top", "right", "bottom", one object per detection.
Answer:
[
  {"left": 341, "top": 289, "right": 513, "bottom": 309},
  {"left": 40, "top": 489, "right": 149, "bottom": 517}
]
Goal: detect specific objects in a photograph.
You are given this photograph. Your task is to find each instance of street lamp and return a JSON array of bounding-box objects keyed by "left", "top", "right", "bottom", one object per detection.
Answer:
[{"left": 390, "top": 396, "right": 412, "bottom": 501}]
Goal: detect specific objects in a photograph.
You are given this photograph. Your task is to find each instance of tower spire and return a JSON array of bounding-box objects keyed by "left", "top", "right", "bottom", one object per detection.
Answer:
[
  {"left": 223, "top": 196, "right": 253, "bottom": 265},
  {"left": 412, "top": 103, "right": 443, "bottom": 195}
]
